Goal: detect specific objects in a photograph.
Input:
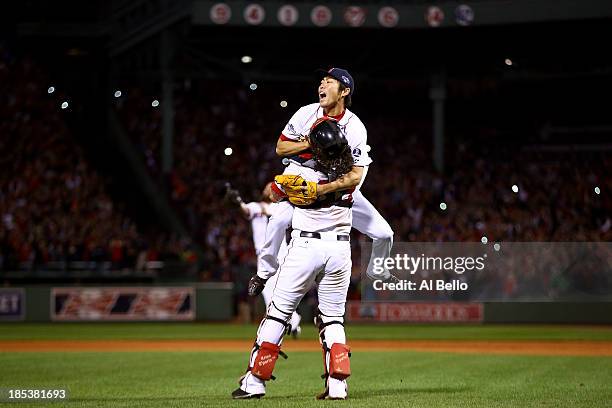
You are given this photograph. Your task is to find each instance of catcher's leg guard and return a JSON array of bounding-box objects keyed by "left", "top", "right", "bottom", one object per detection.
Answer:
[
  {"left": 315, "top": 312, "right": 350, "bottom": 400},
  {"left": 329, "top": 343, "right": 351, "bottom": 380},
  {"left": 251, "top": 341, "right": 281, "bottom": 380},
  {"left": 239, "top": 308, "right": 290, "bottom": 395}
]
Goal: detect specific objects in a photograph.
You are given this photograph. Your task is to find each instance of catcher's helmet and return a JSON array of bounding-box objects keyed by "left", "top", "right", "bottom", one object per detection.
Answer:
[{"left": 309, "top": 118, "right": 348, "bottom": 158}]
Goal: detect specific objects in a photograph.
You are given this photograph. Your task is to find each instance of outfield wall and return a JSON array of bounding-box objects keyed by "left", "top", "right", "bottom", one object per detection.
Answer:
[
  {"left": 484, "top": 302, "right": 612, "bottom": 324},
  {"left": 1, "top": 284, "right": 233, "bottom": 323},
  {"left": 1, "top": 286, "right": 612, "bottom": 323}
]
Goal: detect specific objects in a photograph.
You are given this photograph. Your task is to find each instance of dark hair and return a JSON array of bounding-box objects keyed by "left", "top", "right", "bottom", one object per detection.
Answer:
[{"left": 338, "top": 83, "right": 352, "bottom": 107}]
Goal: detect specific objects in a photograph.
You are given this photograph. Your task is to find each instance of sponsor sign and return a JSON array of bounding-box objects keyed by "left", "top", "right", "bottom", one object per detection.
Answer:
[
  {"left": 51, "top": 287, "right": 195, "bottom": 321},
  {"left": 346, "top": 302, "right": 483, "bottom": 323},
  {"left": 0, "top": 289, "right": 24, "bottom": 321}
]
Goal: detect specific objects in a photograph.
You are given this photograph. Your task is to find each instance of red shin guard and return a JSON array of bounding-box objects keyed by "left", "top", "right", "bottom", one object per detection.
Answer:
[
  {"left": 251, "top": 342, "right": 281, "bottom": 380},
  {"left": 329, "top": 343, "right": 351, "bottom": 380}
]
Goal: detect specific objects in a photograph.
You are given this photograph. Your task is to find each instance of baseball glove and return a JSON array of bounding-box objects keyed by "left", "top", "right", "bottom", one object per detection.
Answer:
[{"left": 274, "top": 174, "right": 318, "bottom": 206}]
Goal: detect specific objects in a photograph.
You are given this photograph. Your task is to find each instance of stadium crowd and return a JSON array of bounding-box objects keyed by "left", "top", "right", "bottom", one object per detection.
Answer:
[
  {"left": 0, "top": 47, "right": 189, "bottom": 273},
  {"left": 2, "top": 47, "right": 610, "bottom": 299},
  {"left": 117, "top": 80, "right": 610, "bottom": 253},
  {"left": 114, "top": 77, "right": 610, "bottom": 300}
]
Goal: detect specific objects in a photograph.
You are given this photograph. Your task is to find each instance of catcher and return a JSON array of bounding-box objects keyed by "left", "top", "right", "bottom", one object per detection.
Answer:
[{"left": 232, "top": 117, "right": 361, "bottom": 400}]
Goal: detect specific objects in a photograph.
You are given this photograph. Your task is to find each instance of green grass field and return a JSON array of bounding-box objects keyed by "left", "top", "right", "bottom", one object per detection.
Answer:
[{"left": 1, "top": 324, "right": 612, "bottom": 407}]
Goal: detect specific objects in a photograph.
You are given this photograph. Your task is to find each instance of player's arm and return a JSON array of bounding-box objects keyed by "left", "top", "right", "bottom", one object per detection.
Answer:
[
  {"left": 240, "top": 201, "right": 265, "bottom": 219},
  {"left": 275, "top": 136, "right": 310, "bottom": 156},
  {"left": 239, "top": 203, "right": 250, "bottom": 217},
  {"left": 317, "top": 166, "right": 364, "bottom": 195},
  {"left": 276, "top": 105, "right": 311, "bottom": 156}
]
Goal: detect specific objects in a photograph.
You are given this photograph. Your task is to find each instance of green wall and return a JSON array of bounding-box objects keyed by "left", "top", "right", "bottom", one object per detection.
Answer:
[{"left": 7, "top": 286, "right": 612, "bottom": 323}]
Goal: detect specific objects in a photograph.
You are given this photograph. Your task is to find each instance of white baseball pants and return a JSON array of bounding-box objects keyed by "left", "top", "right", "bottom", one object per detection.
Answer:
[{"left": 257, "top": 192, "right": 393, "bottom": 280}]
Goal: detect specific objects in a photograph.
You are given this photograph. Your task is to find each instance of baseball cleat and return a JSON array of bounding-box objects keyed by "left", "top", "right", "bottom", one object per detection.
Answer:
[
  {"left": 315, "top": 388, "right": 346, "bottom": 400},
  {"left": 231, "top": 388, "right": 264, "bottom": 399}
]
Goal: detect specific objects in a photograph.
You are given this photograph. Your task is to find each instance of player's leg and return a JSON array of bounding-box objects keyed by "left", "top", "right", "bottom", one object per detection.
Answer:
[
  {"left": 233, "top": 236, "right": 322, "bottom": 399},
  {"left": 352, "top": 190, "right": 394, "bottom": 279},
  {"left": 260, "top": 230, "right": 302, "bottom": 337},
  {"left": 315, "top": 240, "right": 352, "bottom": 400},
  {"left": 260, "top": 270, "right": 277, "bottom": 308},
  {"left": 256, "top": 200, "right": 294, "bottom": 280}
]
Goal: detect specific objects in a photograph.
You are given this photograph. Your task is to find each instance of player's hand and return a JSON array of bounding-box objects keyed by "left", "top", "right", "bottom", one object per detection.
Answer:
[
  {"left": 223, "top": 182, "right": 243, "bottom": 206},
  {"left": 297, "top": 135, "right": 311, "bottom": 147},
  {"left": 248, "top": 275, "right": 267, "bottom": 297}
]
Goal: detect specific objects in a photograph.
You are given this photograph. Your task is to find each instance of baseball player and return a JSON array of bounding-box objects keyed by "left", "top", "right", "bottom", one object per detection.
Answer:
[
  {"left": 248, "top": 67, "right": 394, "bottom": 296},
  {"left": 225, "top": 183, "right": 302, "bottom": 337},
  {"left": 232, "top": 116, "right": 361, "bottom": 400}
]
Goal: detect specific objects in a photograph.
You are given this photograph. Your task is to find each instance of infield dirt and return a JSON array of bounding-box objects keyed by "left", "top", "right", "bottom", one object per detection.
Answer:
[{"left": 2, "top": 339, "right": 611, "bottom": 356}]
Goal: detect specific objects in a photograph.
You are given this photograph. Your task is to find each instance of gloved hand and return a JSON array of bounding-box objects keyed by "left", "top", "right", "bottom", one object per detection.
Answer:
[{"left": 248, "top": 275, "right": 268, "bottom": 297}]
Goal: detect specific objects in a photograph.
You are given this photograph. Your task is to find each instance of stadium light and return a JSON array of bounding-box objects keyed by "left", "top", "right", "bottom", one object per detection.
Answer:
[
  {"left": 241, "top": 55, "right": 253, "bottom": 63},
  {"left": 152, "top": 99, "right": 160, "bottom": 107},
  {"left": 114, "top": 90, "right": 122, "bottom": 98},
  {"left": 249, "top": 83, "right": 257, "bottom": 91},
  {"left": 505, "top": 58, "right": 513, "bottom": 66},
  {"left": 48, "top": 86, "right": 55, "bottom": 94},
  {"left": 224, "top": 147, "right": 233, "bottom": 156}
]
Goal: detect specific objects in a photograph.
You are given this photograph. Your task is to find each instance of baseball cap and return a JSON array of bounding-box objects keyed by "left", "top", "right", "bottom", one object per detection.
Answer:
[{"left": 316, "top": 67, "right": 355, "bottom": 96}]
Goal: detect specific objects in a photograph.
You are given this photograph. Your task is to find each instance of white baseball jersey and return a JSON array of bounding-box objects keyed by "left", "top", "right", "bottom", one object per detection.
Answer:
[
  {"left": 279, "top": 103, "right": 371, "bottom": 234},
  {"left": 280, "top": 103, "right": 372, "bottom": 169}
]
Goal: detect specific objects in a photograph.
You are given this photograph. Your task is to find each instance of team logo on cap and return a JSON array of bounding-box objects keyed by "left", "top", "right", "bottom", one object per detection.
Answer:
[{"left": 341, "top": 75, "right": 350, "bottom": 84}]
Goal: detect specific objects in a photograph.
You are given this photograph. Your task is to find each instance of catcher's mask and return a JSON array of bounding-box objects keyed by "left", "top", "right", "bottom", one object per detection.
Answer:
[
  {"left": 309, "top": 118, "right": 353, "bottom": 178},
  {"left": 309, "top": 118, "right": 348, "bottom": 158}
]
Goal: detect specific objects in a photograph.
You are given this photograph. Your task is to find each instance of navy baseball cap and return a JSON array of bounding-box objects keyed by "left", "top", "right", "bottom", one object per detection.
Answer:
[{"left": 316, "top": 67, "right": 355, "bottom": 96}]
